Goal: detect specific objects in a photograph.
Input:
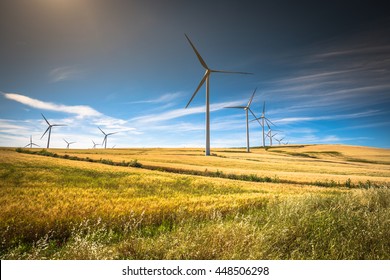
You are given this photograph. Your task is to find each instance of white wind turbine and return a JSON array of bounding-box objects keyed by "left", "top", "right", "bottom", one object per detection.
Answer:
[
  {"left": 63, "top": 138, "right": 76, "bottom": 149},
  {"left": 24, "top": 135, "right": 39, "bottom": 148},
  {"left": 91, "top": 140, "right": 100, "bottom": 149},
  {"left": 98, "top": 127, "right": 118, "bottom": 149},
  {"left": 275, "top": 136, "right": 285, "bottom": 145},
  {"left": 225, "top": 88, "right": 258, "bottom": 152},
  {"left": 40, "top": 113, "right": 66, "bottom": 148},
  {"left": 266, "top": 130, "right": 277, "bottom": 146},
  {"left": 252, "top": 101, "right": 275, "bottom": 147},
  {"left": 184, "top": 34, "right": 252, "bottom": 156}
]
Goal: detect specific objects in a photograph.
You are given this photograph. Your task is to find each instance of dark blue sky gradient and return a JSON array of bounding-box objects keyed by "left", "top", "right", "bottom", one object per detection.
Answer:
[{"left": 0, "top": 0, "right": 389, "bottom": 148}]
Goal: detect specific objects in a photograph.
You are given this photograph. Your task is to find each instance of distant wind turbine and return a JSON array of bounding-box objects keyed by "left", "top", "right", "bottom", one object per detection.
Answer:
[
  {"left": 91, "top": 140, "right": 100, "bottom": 149},
  {"left": 266, "top": 131, "right": 277, "bottom": 146},
  {"left": 63, "top": 138, "right": 76, "bottom": 149},
  {"left": 24, "top": 135, "right": 39, "bottom": 148},
  {"left": 184, "top": 34, "right": 252, "bottom": 156},
  {"left": 225, "top": 88, "right": 258, "bottom": 152},
  {"left": 275, "top": 137, "right": 285, "bottom": 145},
  {"left": 98, "top": 127, "right": 118, "bottom": 149},
  {"left": 40, "top": 113, "right": 66, "bottom": 148},
  {"left": 252, "top": 102, "right": 275, "bottom": 147}
]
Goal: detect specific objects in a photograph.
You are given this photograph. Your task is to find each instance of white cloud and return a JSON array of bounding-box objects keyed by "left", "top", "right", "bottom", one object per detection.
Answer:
[{"left": 3, "top": 92, "right": 102, "bottom": 119}]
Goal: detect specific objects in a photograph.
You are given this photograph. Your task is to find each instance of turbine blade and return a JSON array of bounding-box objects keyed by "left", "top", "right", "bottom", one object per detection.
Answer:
[
  {"left": 211, "top": 69, "right": 253, "bottom": 75},
  {"left": 248, "top": 108, "right": 259, "bottom": 121},
  {"left": 265, "top": 117, "right": 276, "bottom": 127},
  {"left": 247, "top": 88, "right": 257, "bottom": 107},
  {"left": 250, "top": 117, "right": 263, "bottom": 127},
  {"left": 98, "top": 127, "right": 106, "bottom": 135},
  {"left": 41, "top": 127, "right": 50, "bottom": 139},
  {"left": 185, "top": 72, "right": 208, "bottom": 108},
  {"left": 265, "top": 119, "right": 271, "bottom": 130},
  {"left": 32, "top": 143, "right": 40, "bottom": 147},
  {"left": 41, "top": 113, "right": 50, "bottom": 125},
  {"left": 63, "top": 138, "right": 68, "bottom": 144},
  {"left": 224, "top": 106, "right": 246, "bottom": 109},
  {"left": 52, "top": 124, "right": 66, "bottom": 127},
  {"left": 24, "top": 144, "right": 30, "bottom": 148},
  {"left": 262, "top": 101, "right": 266, "bottom": 115},
  {"left": 185, "top": 34, "right": 209, "bottom": 70},
  {"left": 107, "top": 132, "right": 118, "bottom": 136}
]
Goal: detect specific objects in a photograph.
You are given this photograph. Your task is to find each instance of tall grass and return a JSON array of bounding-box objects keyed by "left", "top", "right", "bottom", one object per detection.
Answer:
[
  {"left": 2, "top": 190, "right": 389, "bottom": 260},
  {"left": 1, "top": 149, "right": 389, "bottom": 259}
]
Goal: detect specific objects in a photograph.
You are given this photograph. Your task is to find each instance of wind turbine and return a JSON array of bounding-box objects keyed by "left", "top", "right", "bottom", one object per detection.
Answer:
[
  {"left": 252, "top": 101, "right": 275, "bottom": 147},
  {"left": 63, "top": 138, "right": 76, "bottom": 149},
  {"left": 266, "top": 131, "right": 277, "bottom": 146},
  {"left": 225, "top": 88, "right": 258, "bottom": 152},
  {"left": 91, "top": 140, "right": 100, "bottom": 149},
  {"left": 184, "top": 34, "right": 252, "bottom": 156},
  {"left": 24, "top": 135, "right": 40, "bottom": 148},
  {"left": 40, "top": 113, "right": 66, "bottom": 148},
  {"left": 98, "top": 127, "right": 118, "bottom": 149},
  {"left": 275, "top": 137, "right": 285, "bottom": 145}
]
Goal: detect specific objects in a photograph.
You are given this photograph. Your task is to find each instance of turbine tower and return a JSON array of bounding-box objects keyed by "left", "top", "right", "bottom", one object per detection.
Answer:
[
  {"left": 98, "top": 127, "right": 117, "bottom": 149},
  {"left": 24, "top": 135, "right": 39, "bottom": 148},
  {"left": 63, "top": 138, "right": 76, "bottom": 149},
  {"left": 184, "top": 34, "right": 252, "bottom": 156},
  {"left": 225, "top": 88, "right": 258, "bottom": 152},
  {"left": 40, "top": 113, "right": 66, "bottom": 148}
]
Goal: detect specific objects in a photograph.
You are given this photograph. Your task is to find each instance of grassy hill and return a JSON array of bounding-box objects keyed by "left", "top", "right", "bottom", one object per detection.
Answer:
[{"left": 0, "top": 145, "right": 389, "bottom": 259}]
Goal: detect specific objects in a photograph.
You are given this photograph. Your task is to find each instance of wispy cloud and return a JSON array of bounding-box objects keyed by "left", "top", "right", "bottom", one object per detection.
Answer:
[
  {"left": 130, "top": 92, "right": 183, "bottom": 104},
  {"left": 314, "top": 44, "right": 390, "bottom": 59},
  {"left": 274, "top": 110, "right": 381, "bottom": 125},
  {"left": 3, "top": 92, "right": 102, "bottom": 118},
  {"left": 131, "top": 100, "right": 244, "bottom": 124},
  {"left": 49, "top": 66, "right": 84, "bottom": 83}
]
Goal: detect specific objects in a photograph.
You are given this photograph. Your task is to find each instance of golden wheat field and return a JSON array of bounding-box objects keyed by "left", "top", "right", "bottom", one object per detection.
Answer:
[{"left": 0, "top": 144, "right": 389, "bottom": 259}]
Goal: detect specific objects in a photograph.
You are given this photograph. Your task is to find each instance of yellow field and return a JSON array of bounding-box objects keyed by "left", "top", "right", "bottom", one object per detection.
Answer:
[
  {"left": 54, "top": 144, "right": 390, "bottom": 185},
  {"left": 0, "top": 145, "right": 389, "bottom": 259}
]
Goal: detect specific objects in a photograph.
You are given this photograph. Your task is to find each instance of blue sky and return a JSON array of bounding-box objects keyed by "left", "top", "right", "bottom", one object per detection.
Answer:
[{"left": 1, "top": 0, "right": 389, "bottom": 149}]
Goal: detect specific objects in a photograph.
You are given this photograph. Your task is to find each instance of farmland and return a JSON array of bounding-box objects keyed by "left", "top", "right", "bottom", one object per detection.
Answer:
[{"left": 1, "top": 144, "right": 389, "bottom": 259}]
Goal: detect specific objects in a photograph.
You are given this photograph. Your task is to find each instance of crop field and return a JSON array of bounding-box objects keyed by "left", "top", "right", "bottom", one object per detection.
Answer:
[{"left": 1, "top": 144, "right": 389, "bottom": 259}]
